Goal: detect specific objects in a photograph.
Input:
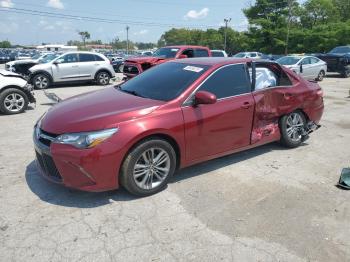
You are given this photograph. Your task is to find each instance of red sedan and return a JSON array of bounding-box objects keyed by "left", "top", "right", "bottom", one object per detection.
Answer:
[{"left": 33, "top": 58, "right": 324, "bottom": 196}]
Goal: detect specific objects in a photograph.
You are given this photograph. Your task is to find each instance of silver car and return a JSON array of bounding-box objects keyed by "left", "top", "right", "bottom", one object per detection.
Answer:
[
  {"left": 276, "top": 56, "right": 327, "bottom": 81},
  {"left": 29, "top": 51, "right": 115, "bottom": 89}
]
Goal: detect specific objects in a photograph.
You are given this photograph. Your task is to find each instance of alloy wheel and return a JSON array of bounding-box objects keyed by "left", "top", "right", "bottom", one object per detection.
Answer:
[
  {"left": 133, "top": 148, "right": 171, "bottom": 190},
  {"left": 4, "top": 93, "right": 25, "bottom": 113},
  {"left": 318, "top": 71, "right": 324, "bottom": 81},
  {"left": 35, "top": 75, "right": 49, "bottom": 89},
  {"left": 98, "top": 73, "right": 110, "bottom": 85},
  {"left": 286, "top": 113, "right": 304, "bottom": 142}
]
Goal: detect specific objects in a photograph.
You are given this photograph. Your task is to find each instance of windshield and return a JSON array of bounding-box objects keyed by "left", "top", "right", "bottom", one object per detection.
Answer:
[
  {"left": 330, "top": 46, "right": 350, "bottom": 54},
  {"left": 233, "top": 53, "right": 246, "bottom": 58},
  {"left": 276, "top": 56, "right": 301, "bottom": 65},
  {"left": 119, "top": 62, "right": 209, "bottom": 101},
  {"left": 152, "top": 47, "right": 179, "bottom": 58},
  {"left": 31, "top": 54, "right": 41, "bottom": 59},
  {"left": 40, "top": 54, "right": 59, "bottom": 63}
]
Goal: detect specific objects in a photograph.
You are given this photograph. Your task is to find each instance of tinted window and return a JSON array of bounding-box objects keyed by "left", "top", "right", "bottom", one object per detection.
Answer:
[
  {"left": 194, "top": 49, "right": 209, "bottom": 57},
  {"left": 250, "top": 53, "right": 257, "bottom": 57},
  {"left": 60, "top": 54, "right": 78, "bottom": 63},
  {"left": 211, "top": 51, "right": 224, "bottom": 57},
  {"left": 276, "top": 56, "right": 300, "bottom": 65},
  {"left": 79, "top": 53, "right": 96, "bottom": 62},
  {"left": 330, "top": 46, "right": 350, "bottom": 54},
  {"left": 94, "top": 55, "right": 104, "bottom": 61},
  {"left": 301, "top": 58, "right": 311, "bottom": 65},
  {"left": 119, "top": 62, "right": 209, "bottom": 101},
  {"left": 198, "top": 64, "right": 250, "bottom": 99}
]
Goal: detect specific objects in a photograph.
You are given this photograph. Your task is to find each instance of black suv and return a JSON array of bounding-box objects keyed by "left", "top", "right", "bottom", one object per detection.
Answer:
[{"left": 316, "top": 46, "right": 350, "bottom": 78}]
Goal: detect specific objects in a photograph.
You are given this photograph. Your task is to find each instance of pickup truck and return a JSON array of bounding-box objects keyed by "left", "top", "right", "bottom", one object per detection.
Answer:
[
  {"left": 316, "top": 46, "right": 350, "bottom": 78},
  {"left": 122, "top": 45, "right": 211, "bottom": 79}
]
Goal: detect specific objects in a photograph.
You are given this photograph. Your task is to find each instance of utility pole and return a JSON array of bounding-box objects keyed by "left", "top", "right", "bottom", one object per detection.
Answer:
[
  {"left": 285, "top": 0, "right": 292, "bottom": 55},
  {"left": 126, "top": 25, "right": 130, "bottom": 55},
  {"left": 223, "top": 18, "right": 231, "bottom": 52}
]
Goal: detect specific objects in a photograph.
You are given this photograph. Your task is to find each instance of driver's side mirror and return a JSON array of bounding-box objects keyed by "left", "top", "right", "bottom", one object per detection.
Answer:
[
  {"left": 178, "top": 54, "right": 188, "bottom": 59},
  {"left": 194, "top": 91, "right": 217, "bottom": 106},
  {"left": 53, "top": 59, "right": 63, "bottom": 65}
]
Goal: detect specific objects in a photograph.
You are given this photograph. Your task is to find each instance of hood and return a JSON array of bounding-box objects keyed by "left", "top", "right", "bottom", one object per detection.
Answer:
[
  {"left": 41, "top": 87, "right": 164, "bottom": 134},
  {"left": 125, "top": 56, "right": 168, "bottom": 64}
]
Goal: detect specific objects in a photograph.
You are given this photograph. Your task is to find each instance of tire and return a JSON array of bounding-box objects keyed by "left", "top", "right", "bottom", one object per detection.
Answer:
[
  {"left": 118, "top": 64, "right": 124, "bottom": 73},
  {"left": 316, "top": 70, "right": 325, "bottom": 81},
  {"left": 96, "top": 71, "right": 110, "bottom": 85},
  {"left": 33, "top": 73, "right": 50, "bottom": 89},
  {"left": 0, "top": 88, "right": 28, "bottom": 115},
  {"left": 280, "top": 111, "right": 307, "bottom": 148},
  {"left": 120, "top": 138, "right": 177, "bottom": 197},
  {"left": 341, "top": 68, "right": 350, "bottom": 78}
]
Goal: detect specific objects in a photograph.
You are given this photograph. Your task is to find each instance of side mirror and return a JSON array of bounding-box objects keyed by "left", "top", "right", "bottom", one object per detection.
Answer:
[
  {"left": 53, "top": 59, "right": 62, "bottom": 65},
  {"left": 194, "top": 91, "right": 217, "bottom": 105},
  {"left": 299, "top": 63, "right": 303, "bottom": 73},
  {"left": 178, "top": 54, "right": 188, "bottom": 59}
]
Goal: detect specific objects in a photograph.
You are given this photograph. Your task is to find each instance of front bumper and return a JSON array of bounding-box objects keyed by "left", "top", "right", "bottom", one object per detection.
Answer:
[{"left": 33, "top": 128, "right": 123, "bottom": 192}]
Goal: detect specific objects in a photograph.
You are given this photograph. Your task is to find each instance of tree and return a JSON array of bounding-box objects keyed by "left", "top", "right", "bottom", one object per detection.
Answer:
[
  {"left": 0, "top": 40, "right": 11, "bottom": 48},
  {"left": 78, "top": 31, "right": 91, "bottom": 47}
]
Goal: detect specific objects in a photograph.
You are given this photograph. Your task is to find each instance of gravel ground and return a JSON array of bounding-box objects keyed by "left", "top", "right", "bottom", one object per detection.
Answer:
[{"left": 0, "top": 68, "right": 350, "bottom": 261}]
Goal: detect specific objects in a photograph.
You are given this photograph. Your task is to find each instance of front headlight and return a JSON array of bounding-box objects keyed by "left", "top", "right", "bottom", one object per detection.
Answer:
[{"left": 55, "top": 128, "right": 118, "bottom": 149}]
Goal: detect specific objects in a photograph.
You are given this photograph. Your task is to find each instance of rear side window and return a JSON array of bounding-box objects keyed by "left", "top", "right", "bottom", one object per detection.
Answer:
[
  {"left": 79, "top": 54, "right": 96, "bottom": 62},
  {"left": 94, "top": 55, "right": 105, "bottom": 61},
  {"left": 198, "top": 64, "right": 250, "bottom": 99},
  {"left": 310, "top": 57, "right": 319, "bottom": 64},
  {"left": 60, "top": 54, "right": 78, "bottom": 63},
  {"left": 301, "top": 57, "right": 311, "bottom": 65},
  {"left": 194, "top": 49, "right": 209, "bottom": 57}
]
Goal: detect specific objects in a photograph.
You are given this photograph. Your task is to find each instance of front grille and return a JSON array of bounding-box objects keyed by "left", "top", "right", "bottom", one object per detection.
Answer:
[
  {"left": 36, "top": 151, "right": 62, "bottom": 181},
  {"left": 123, "top": 64, "right": 139, "bottom": 75},
  {"left": 38, "top": 129, "right": 58, "bottom": 147}
]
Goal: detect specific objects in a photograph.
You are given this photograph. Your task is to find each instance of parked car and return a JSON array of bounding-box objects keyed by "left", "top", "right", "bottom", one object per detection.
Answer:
[
  {"left": 0, "top": 70, "right": 35, "bottom": 114},
  {"left": 28, "top": 52, "right": 115, "bottom": 89},
  {"left": 0, "top": 52, "right": 11, "bottom": 64},
  {"left": 33, "top": 58, "right": 324, "bottom": 196},
  {"left": 123, "top": 45, "right": 212, "bottom": 79},
  {"left": 5, "top": 53, "right": 59, "bottom": 76},
  {"left": 276, "top": 55, "right": 327, "bottom": 81},
  {"left": 316, "top": 46, "right": 350, "bottom": 78},
  {"left": 232, "top": 52, "right": 262, "bottom": 59},
  {"left": 210, "top": 50, "right": 228, "bottom": 57},
  {"left": 112, "top": 60, "right": 125, "bottom": 73},
  {"left": 261, "top": 54, "right": 284, "bottom": 61}
]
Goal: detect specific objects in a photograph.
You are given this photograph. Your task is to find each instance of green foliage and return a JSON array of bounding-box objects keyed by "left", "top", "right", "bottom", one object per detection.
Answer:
[{"left": 0, "top": 40, "right": 11, "bottom": 48}]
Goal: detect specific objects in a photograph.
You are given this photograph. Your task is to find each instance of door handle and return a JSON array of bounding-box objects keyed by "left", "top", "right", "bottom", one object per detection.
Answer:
[{"left": 241, "top": 102, "right": 252, "bottom": 109}]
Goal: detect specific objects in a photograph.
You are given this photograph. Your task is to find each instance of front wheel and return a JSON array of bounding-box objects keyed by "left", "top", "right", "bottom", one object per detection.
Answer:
[
  {"left": 280, "top": 111, "right": 307, "bottom": 148},
  {"left": 0, "top": 88, "right": 29, "bottom": 115},
  {"left": 33, "top": 74, "right": 50, "bottom": 89},
  {"left": 96, "top": 71, "right": 110, "bottom": 85},
  {"left": 120, "top": 138, "right": 177, "bottom": 196}
]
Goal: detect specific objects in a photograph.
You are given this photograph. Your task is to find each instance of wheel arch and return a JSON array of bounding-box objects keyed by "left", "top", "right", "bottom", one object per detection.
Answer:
[
  {"left": 30, "top": 70, "right": 53, "bottom": 83},
  {"left": 94, "top": 68, "right": 113, "bottom": 79}
]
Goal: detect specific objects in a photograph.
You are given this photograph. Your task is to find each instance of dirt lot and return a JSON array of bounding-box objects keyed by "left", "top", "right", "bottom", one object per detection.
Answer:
[{"left": 0, "top": 70, "right": 350, "bottom": 261}]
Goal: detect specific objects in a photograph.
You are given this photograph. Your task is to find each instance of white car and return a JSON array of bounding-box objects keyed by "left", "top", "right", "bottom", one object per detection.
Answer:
[
  {"left": 29, "top": 51, "right": 116, "bottom": 89},
  {"left": 210, "top": 50, "right": 228, "bottom": 57},
  {"left": 232, "top": 52, "right": 263, "bottom": 59},
  {"left": 276, "top": 56, "right": 327, "bottom": 81},
  {"left": 0, "top": 70, "right": 35, "bottom": 114}
]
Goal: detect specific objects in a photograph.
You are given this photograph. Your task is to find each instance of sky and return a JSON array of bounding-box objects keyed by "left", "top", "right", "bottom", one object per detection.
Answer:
[{"left": 0, "top": 0, "right": 251, "bottom": 45}]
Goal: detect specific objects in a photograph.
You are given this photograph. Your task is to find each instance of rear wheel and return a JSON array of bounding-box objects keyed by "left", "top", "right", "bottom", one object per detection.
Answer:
[
  {"left": 316, "top": 70, "right": 325, "bottom": 81},
  {"left": 0, "top": 88, "right": 28, "bottom": 114},
  {"left": 341, "top": 68, "right": 350, "bottom": 78},
  {"left": 120, "top": 138, "right": 176, "bottom": 196},
  {"left": 33, "top": 74, "right": 50, "bottom": 89},
  {"left": 96, "top": 71, "right": 110, "bottom": 85},
  {"left": 280, "top": 111, "right": 307, "bottom": 148}
]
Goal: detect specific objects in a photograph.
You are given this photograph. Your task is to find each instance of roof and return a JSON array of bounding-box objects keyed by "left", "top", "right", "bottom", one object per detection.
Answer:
[
  {"left": 164, "top": 45, "right": 209, "bottom": 49},
  {"left": 171, "top": 57, "right": 253, "bottom": 66}
]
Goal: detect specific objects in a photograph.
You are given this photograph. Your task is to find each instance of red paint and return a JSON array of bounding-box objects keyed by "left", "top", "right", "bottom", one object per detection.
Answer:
[
  {"left": 123, "top": 45, "right": 212, "bottom": 78},
  {"left": 34, "top": 58, "right": 324, "bottom": 192}
]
